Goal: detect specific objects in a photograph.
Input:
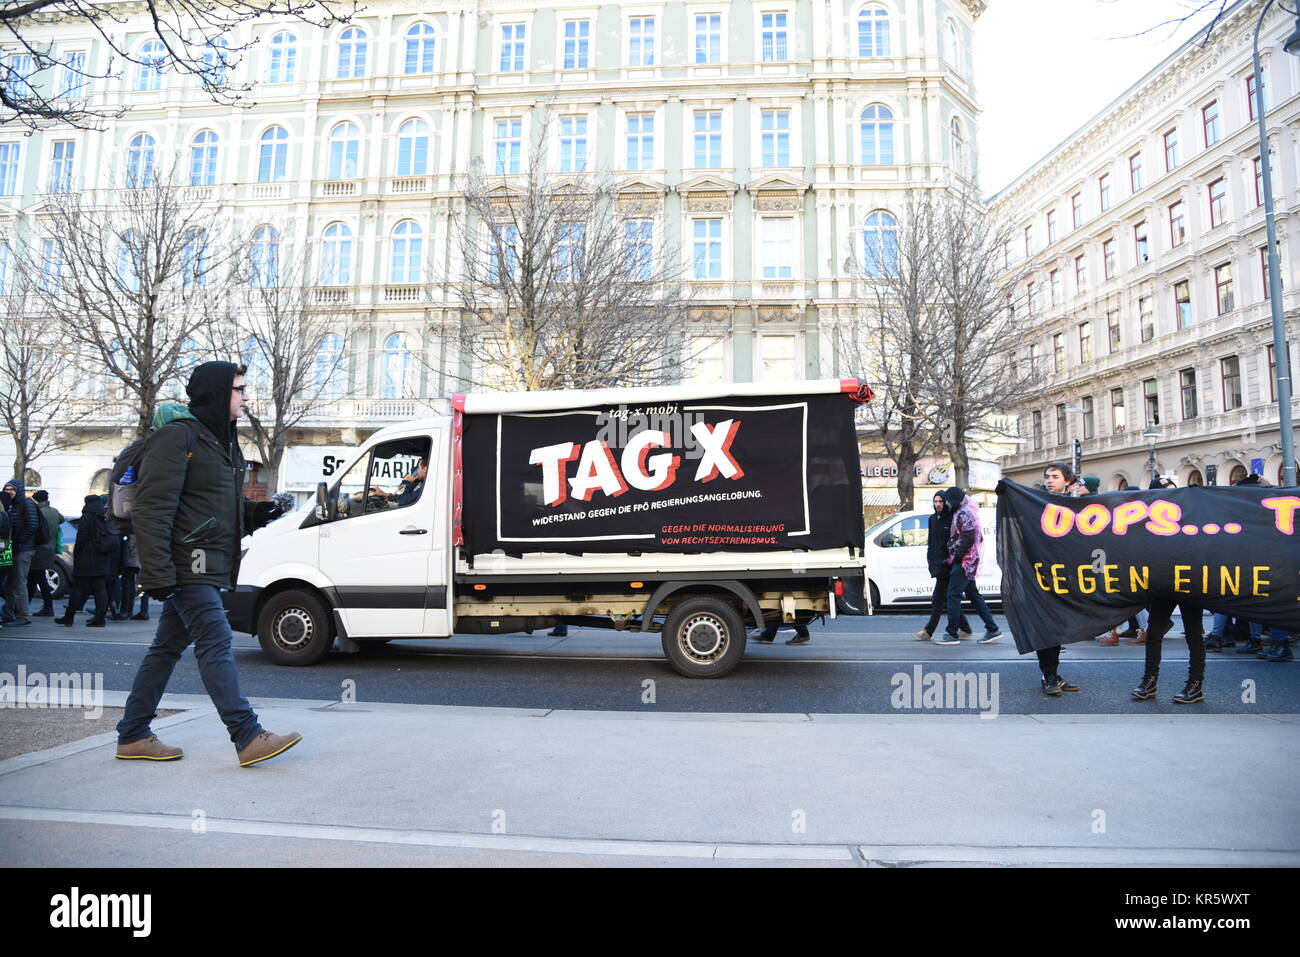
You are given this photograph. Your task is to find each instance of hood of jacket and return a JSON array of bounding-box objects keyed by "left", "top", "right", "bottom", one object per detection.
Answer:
[
  {"left": 152, "top": 401, "right": 198, "bottom": 430},
  {"left": 185, "top": 361, "right": 240, "bottom": 450},
  {"left": 3, "top": 478, "right": 26, "bottom": 501}
]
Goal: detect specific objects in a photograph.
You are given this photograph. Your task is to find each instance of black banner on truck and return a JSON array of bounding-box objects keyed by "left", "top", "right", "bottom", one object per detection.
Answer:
[
  {"left": 996, "top": 479, "right": 1300, "bottom": 652},
  {"left": 461, "top": 393, "right": 864, "bottom": 554}
]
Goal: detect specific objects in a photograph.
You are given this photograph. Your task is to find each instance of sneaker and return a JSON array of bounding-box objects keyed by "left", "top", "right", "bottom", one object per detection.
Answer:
[
  {"left": 131, "top": 613, "right": 150, "bottom": 621},
  {"left": 1096, "top": 631, "right": 1119, "bottom": 645},
  {"left": 977, "top": 629, "right": 1002, "bottom": 644},
  {"left": 1056, "top": 675, "right": 1079, "bottom": 692},
  {"left": 237, "top": 730, "right": 302, "bottom": 768},
  {"left": 1264, "top": 643, "right": 1294, "bottom": 663},
  {"left": 1041, "top": 674, "right": 1065, "bottom": 695},
  {"left": 750, "top": 631, "right": 775, "bottom": 643},
  {"left": 913, "top": 628, "right": 932, "bottom": 641},
  {"left": 1116, "top": 628, "right": 1138, "bottom": 638},
  {"left": 115, "top": 735, "right": 183, "bottom": 761},
  {"left": 958, "top": 627, "right": 974, "bottom": 639},
  {"left": 1172, "top": 680, "right": 1204, "bottom": 704},
  {"left": 2, "top": 618, "right": 31, "bottom": 627},
  {"left": 1126, "top": 629, "right": 1147, "bottom": 645},
  {"left": 1130, "top": 675, "right": 1158, "bottom": 700},
  {"left": 32, "top": 608, "right": 54, "bottom": 618},
  {"left": 932, "top": 633, "right": 960, "bottom": 646},
  {"left": 785, "top": 634, "right": 810, "bottom": 645}
]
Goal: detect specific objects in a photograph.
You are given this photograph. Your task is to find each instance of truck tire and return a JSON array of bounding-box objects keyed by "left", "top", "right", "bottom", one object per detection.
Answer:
[
  {"left": 660, "top": 597, "right": 745, "bottom": 678},
  {"left": 258, "top": 589, "right": 334, "bottom": 666}
]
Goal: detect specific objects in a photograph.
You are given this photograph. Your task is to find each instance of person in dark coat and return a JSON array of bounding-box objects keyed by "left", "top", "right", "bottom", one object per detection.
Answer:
[
  {"left": 915, "top": 492, "right": 972, "bottom": 640},
  {"left": 105, "top": 510, "right": 128, "bottom": 620},
  {"left": 2, "top": 477, "right": 42, "bottom": 626},
  {"left": 27, "top": 489, "right": 63, "bottom": 617},
  {"left": 55, "top": 495, "right": 115, "bottom": 627}
]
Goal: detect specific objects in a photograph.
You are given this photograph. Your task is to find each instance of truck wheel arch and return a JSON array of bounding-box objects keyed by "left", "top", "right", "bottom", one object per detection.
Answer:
[{"left": 641, "top": 579, "right": 763, "bottom": 630}]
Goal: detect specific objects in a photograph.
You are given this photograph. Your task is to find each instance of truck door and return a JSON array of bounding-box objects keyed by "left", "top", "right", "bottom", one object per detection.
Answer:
[{"left": 318, "top": 434, "right": 438, "bottom": 637}]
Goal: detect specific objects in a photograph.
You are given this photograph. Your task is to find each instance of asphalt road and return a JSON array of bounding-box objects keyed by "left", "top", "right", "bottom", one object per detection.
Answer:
[{"left": 2, "top": 611, "right": 1295, "bottom": 715}]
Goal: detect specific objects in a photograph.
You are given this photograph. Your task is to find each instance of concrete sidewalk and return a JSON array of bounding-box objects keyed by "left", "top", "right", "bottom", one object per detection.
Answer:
[{"left": 1, "top": 690, "right": 1297, "bottom": 866}]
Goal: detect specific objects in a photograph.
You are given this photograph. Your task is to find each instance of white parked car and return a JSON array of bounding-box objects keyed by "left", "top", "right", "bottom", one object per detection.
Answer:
[{"left": 863, "top": 507, "right": 1001, "bottom": 609}]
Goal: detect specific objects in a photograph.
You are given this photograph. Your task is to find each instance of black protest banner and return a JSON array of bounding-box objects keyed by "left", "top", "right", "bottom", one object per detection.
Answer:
[
  {"left": 996, "top": 479, "right": 1300, "bottom": 652},
  {"left": 461, "top": 393, "right": 863, "bottom": 554}
]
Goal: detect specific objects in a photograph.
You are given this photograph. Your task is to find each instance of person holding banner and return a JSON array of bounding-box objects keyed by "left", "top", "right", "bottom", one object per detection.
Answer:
[{"left": 1131, "top": 597, "right": 1206, "bottom": 704}]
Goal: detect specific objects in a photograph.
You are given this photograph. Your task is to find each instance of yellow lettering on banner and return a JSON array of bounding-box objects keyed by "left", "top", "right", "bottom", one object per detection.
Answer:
[
  {"left": 1220, "top": 566, "right": 1241, "bottom": 596},
  {"left": 1076, "top": 566, "right": 1097, "bottom": 594},
  {"left": 1033, "top": 562, "right": 1051, "bottom": 592},
  {"left": 1129, "top": 566, "right": 1149, "bottom": 592},
  {"left": 1202, "top": 565, "right": 1210, "bottom": 594},
  {"left": 1261, "top": 496, "right": 1300, "bottom": 534},
  {"left": 1103, "top": 565, "right": 1120, "bottom": 593},
  {"left": 1253, "top": 566, "right": 1270, "bottom": 597},
  {"left": 1173, "top": 565, "right": 1191, "bottom": 594},
  {"left": 1050, "top": 564, "right": 1067, "bottom": 594}
]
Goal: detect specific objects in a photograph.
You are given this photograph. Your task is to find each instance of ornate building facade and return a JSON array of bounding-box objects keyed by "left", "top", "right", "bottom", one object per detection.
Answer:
[
  {"left": 992, "top": 0, "right": 1299, "bottom": 490},
  {"left": 0, "top": 0, "right": 984, "bottom": 502}
]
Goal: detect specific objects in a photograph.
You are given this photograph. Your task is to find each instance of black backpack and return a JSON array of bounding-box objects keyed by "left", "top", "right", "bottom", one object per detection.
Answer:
[
  {"left": 109, "top": 422, "right": 197, "bottom": 532},
  {"left": 33, "top": 504, "right": 50, "bottom": 547}
]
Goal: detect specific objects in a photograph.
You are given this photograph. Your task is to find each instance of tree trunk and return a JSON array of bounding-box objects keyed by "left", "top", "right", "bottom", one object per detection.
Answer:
[
  {"left": 895, "top": 441, "right": 918, "bottom": 512},
  {"left": 950, "top": 435, "right": 970, "bottom": 489},
  {"left": 11, "top": 449, "right": 26, "bottom": 485}
]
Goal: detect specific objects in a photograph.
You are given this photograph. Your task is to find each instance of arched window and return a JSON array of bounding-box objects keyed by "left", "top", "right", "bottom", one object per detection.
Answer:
[
  {"left": 320, "top": 223, "right": 353, "bottom": 285},
  {"left": 857, "top": 6, "right": 890, "bottom": 57},
  {"left": 405, "top": 22, "right": 437, "bottom": 74},
  {"left": 1115, "top": 476, "right": 1130, "bottom": 491},
  {"left": 950, "top": 116, "right": 966, "bottom": 174},
  {"left": 136, "top": 39, "right": 166, "bottom": 91},
  {"left": 396, "top": 119, "right": 430, "bottom": 176},
  {"left": 182, "top": 229, "right": 209, "bottom": 288},
  {"left": 1187, "top": 469, "right": 1204, "bottom": 486},
  {"left": 862, "top": 211, "right": 898, "bottom": 277},
  {"left": 947, "top": 19, "right": 962, "bottom": 71},
  {"left": 336, "top": 26, "right": 368, "bottom": 78},
  {"left": 249, "top": 225, "right": 281, "bottom": 287},
  {"left": 1228, "top": 464, "right": 1248, "bottom": 485},
  {"left": 860, "top": 105, "right": 895, "bottom": 165},
  {"left": 190, "top": 130, "right": 219, "bottom": 186},
  {"left": 382, "top": 333, "right": 411, "bottom": 399},
  {"left": 328, "top": 122, "right": 361, "bottom": 180},
  {"left": 267, "top": 31, "right": 298, "bottom": 83},
  {"left": 202, "top": 36, "right": 229, "bottom": 87},
  {"left": 314, "top": 333, "right": 345, "bottom": 399},
  {"left": 390, "top": 221, "right": 423, "bottom": 283},
  {"left": 117, "top": 230, "right": 142, "bottom": 291},
  {"left": 89, "top": 469, "right": 112, "bottom": 495},
  {"left": 126, "top": 133, "right": 155, "bottom": 187},
  {"left": 258, "top": 125, "right": 288, "bottom": 183},
  {"left": 24, "top": 468, "right": 41, "bottom": 488}
]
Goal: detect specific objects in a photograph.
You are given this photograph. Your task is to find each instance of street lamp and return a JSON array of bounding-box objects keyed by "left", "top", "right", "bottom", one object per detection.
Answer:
[
  {"left": 1254, "top": 0, "right": 1300, "bottom": 486},
  {"left": 1142, "top": 425, "right": 1162, "bottom": 487}
]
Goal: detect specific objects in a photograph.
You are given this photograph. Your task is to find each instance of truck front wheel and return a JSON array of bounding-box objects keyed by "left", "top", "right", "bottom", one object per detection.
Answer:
[
  {"left": 258, "top": 589, "right": 335, "bottom": 666},
  {"left": 661, "top": 597, "right": 745, "bottom": 678}
]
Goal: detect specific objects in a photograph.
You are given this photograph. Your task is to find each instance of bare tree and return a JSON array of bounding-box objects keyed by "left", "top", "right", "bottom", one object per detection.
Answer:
[
  {"left": 923, "top": 183, "right": 1036, "bottom": 487},
  {"left": 30, "top": 160, "right": 240, "bottom": 438},
  {"left": 446, "top": 110, "right": 697, "bottom": 392},
  {"left": 211, "top": 237, "right": 350, "bottom": 492},
  {"left": 1, "top": 0, "right": 357, "bottom": 130},
  {"left": 835, "top": 192, "right": 944, "bottom": 512},
  {"left": 0, "top": 261, "right": 96, "bottom": 479}
]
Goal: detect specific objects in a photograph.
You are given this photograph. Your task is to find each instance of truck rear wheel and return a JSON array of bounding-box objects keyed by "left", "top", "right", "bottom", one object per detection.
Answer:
[
  {"left": 661, "top": 597, "right": 745, "bottom": 678},
  {"left": 258, "top": 589, "right": 334, "bottom": 666}
]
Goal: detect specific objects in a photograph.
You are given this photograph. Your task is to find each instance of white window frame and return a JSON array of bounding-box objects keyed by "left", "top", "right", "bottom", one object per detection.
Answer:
[
  {"left": 758, "top": 106, "right": 792, "bottom": 168},
  {"left": 689, "top": 8, "right": 726, "bottom": 65},
  {"left": 685, "top": 336, "right": 729, "bottom": 385},
  {"left": 335, "top": 25, "right": 369, "bottom": 79},
  {"left": 756, "top": 332, "right": 802, "bottom": 383},
  {"left": 403, "top": 21, "right": 439, "bottom": 75},
  {"left": 691, "top": 216, "right": 726, "bottom": 280},
  {"left": 498, "top": 22, "right": 528, "bottom": 73},
  {"left": 389, "top": 220, "right": 424, "bottom": 284},
  {"left": 491, "top": 116, "right": 524, "bottom": 175},
  {"left": 686, "top": 104, "right": 730, "bottom": 172},
  {"left": 58, "top": 49, "right": 87, "bottom": 97},
  {"left": 560, "top": 17, "right": 591, "bottom": 70},
  {"left": 626, "top": 14, "right": 657, "bottom": 67},
  {"left": 49, "top": 138, "right": 76, "bottom": 193},
  {"left": 327, "top": 121, "right": 363, "bottom": 180},
  {"left": 556, "top": 112, "right": 590, "bottom": 173},
  {"left": 394, "top": 117, "right": 431, "bottom": 176},
  {"left": 856, "top": 4, "right": 892, "bottom": 58},
  {"left": 624, "top": 109, "right": 657, "bottom": 172},
  {"left": 757, "top": 8, "right": 793, "bottom": 62},
  {"left": 266, "top": 30, "right": 298, "bottom": 84},
  {"left": 757, "top": 216, "right": 797, "bottom": 280}
]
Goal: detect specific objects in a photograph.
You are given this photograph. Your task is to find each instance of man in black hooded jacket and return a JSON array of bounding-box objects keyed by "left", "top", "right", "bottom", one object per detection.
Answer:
[
  {"left": 2, "top": 477, "right": 41, "bottom": 627},
  {"left": 115, "top": 362, "right": 301, "bottom": 767}
]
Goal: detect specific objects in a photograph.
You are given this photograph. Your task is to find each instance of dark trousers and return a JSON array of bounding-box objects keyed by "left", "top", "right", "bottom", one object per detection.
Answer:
[
  {"left": 120, "top": 569, "right": 148, "bottom": 616},
  {"left": 27, "top": 566, "right": 54, "bottom": 609},
  {"left": 945, "top": 566, "right": 997, "bottom": 636},
  {"left": 1144, "top": 600, "right": 1206, "bottom": 682},
  {"left": 925, "top": 572, "right": 970, "bottom": 634},
  {"left": 66, "top": 575, "right": 109, "bottom": 619},
  {"left": 1036, "top": 646, "right": 1061, "bottom": 676}
]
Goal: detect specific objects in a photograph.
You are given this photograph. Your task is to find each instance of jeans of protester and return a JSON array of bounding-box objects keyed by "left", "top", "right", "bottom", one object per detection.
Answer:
[
  {"left": 924, "top": 571, "right": 970, "bottom": 635},
  {"left": 27, "top": 566, "right": 54, "bottom": 609},
  {"left": 6, "top": 550, "right": 33, "bottom": 620},
  {"left": 116, "top": 585, "right": 263, "bottom": 750},
  {"left": 1144, "top": 599, "right": 1206, "bottom": 682},
  {"left": 1249, "top": 621, "right": 1291, "bottom": 642},
  {"left": 945, "top": 566, "right": 997, "bottom": 636},
  {"left": 66, "top": 575, "right": 108, "bottom": 618}
]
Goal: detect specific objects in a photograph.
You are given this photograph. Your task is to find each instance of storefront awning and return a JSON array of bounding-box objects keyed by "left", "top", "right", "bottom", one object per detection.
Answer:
[{"left": 862, "top": 487, "right": 902, "bottom": 507}]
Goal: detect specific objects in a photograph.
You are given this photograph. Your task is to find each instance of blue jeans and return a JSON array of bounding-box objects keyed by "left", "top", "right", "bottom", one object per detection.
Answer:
[
  {"left": 1249, "top": 621, "right": 1290, "bottom": 642},
  {"left": 945, "top": 565, "right": 997, "bottom": 636},
  {"left": 116, "top": 585, "right": 263, "bottom": 750}
]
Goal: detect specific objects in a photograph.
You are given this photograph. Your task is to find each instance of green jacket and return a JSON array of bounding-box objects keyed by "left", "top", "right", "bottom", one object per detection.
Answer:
[
  {"left": 132, "top": 402, "right": 266, "bottom": 591},
  {"left": 34, "top": 504, "right": 64, "bottom": 570}
]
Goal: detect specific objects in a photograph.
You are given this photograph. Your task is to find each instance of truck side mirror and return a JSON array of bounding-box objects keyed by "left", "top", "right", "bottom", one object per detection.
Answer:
[{"left": 315, "top": 482, "right": 329, "bottom": 521}]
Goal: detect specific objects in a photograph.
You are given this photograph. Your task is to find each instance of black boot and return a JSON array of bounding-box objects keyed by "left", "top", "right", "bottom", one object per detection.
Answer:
[
  {"left": 53, "top": 612, "right": 74, "bottom": 626},
  {"left": 86, "top": 615, "right": 106, "bottom": 628},
  {"left": 1130, "top": 674, "right": 1158, "bottom": 700},
  {"left": 33, "top": 605, "right": 54, "bottom": 617},
  {"left": 1236, "top": 639, "right": 1262, "bottom": 655},
  {"left": 1172, "top": 679, "right": 1204, "bottom": 704},
  {"left": 1264, "top": 642, "right": 1294, "bottom": 663}
]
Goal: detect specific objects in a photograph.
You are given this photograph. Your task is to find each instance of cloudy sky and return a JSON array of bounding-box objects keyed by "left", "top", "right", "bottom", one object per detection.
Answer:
[{"left": 974, "top": 0, "right": 1239, "bottom": 195}]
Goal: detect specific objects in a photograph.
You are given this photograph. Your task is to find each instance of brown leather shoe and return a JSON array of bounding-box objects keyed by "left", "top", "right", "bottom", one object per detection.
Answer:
[
  {"left": 237, "top": 730, "right": 302, "bottom": 767},
  {"left": 115, "top": 735, "right": 183, "bottom": 761}
]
